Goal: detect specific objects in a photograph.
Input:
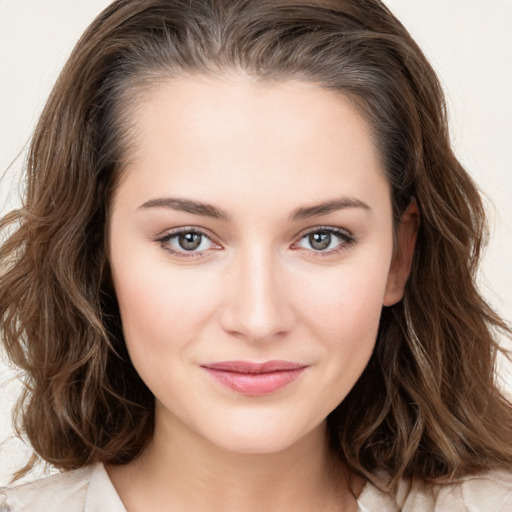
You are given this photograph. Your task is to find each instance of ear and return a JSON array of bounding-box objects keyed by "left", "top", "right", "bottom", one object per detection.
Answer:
[{"left": 383, "top": 200, "right": 420, "bottom": 307}]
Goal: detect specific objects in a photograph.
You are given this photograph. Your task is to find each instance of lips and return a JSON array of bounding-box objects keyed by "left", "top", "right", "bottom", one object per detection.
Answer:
[{"left": 201, "top": 360, "right": 308, "bottom": 395}]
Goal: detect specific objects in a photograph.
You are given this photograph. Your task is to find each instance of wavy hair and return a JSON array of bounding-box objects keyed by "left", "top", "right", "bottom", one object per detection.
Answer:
[{"left": 1, "top": 0, "right": 511, "bottom": 489}]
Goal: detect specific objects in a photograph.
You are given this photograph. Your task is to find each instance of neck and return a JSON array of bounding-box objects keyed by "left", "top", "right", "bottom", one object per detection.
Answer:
[{"left": 107, "top": 412, "right": 361, "bottom": 512}]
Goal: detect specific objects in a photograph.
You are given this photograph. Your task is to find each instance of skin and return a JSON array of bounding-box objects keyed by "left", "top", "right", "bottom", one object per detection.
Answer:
[{"left": 106, "top": 75, "right": 418, "bottom": 512}]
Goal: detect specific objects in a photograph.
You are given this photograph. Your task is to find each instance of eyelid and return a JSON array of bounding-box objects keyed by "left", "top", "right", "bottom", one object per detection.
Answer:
[
  {"left": 155, "top": 225, "right": 356, "bottom": 259},
  {"left": 297, "top": 225, "right": 354, "bottom": 239},
  {"left": 155, "top": 226, "right": 221, "bottom": 258},
  {"left": 292, "top": 225, "right": 356, "bottom": 257}
]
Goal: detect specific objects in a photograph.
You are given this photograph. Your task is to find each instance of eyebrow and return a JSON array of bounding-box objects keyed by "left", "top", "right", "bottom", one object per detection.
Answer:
[
  {"left": 289, "top": 197, "right": 370, "bottom": 221},
  {"left": 138, "top": 196, "right": 370, "bottom": 221},
  {"left": 139, "top": 197, "right": 231, "bottom": 220}
]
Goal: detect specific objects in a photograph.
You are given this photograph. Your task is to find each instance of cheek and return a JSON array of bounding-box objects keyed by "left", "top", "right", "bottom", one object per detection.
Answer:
[
  {"left": 111, "top": 264, "right": 222, "bottom": 401},
  {"left": 299, "top": 259, "right": 390, "bottom": 342},
  {"left": 295, "top": 256, "right": 391, "bottom": 397},
  {"left": 108, "top": 233, "right": 221, "bottom": 377},
  {"left": 114, "top": 266, "right": 216, "bottom": 343}
]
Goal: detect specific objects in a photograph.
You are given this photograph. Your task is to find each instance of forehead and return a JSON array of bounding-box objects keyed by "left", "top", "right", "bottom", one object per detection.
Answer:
[
  {"left": 128, "top": 75, "right": 377, "bottom": 158},
  {"left": 114, "top": 75, "right": 390, "bottom": 217}
]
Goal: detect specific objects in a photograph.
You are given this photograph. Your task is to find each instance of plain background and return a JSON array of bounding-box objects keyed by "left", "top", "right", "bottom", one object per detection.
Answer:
[{"left": 1, "top": 0, "right": 511, "bottom": 485}]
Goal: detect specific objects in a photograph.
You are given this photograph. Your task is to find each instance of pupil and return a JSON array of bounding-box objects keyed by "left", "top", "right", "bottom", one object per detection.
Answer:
[
  {"left": 179, "top": 233, "right": 202, "bottom": 250},
  {"left": 309, "top": 232, "right": 331, "bottom": 250}
]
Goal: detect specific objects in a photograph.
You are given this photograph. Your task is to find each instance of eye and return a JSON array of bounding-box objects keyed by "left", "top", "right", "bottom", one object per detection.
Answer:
[
  {"left": 293, "top": 227, "right": 355, "bottom": 256},
  {"left": 156, "top": 228, "right": 220, "bottom": 258}
]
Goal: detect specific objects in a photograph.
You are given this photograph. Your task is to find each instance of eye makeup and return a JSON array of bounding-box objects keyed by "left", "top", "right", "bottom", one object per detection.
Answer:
[
  {"left": 155, "top": 226, "right": 221, "bottom": 259},
  {"left": 154, "top": 224, "right": 357, "bottom": 260},
  {"left": 292, "top": 226, "right": 356, "bottom": 258}
]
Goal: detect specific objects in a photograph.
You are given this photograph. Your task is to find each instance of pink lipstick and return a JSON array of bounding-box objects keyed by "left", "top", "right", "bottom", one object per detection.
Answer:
[{"left": 201, "top": 360, "right": 307, "bottom": 396}]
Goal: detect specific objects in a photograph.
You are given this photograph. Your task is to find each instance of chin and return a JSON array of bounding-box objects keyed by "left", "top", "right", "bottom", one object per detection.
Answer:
[
  {"left": 200, "top": 416, "right": 324, "bottom": 456},
  {"left": 212, "top": 434, "right": 303, "bottom": 456}
]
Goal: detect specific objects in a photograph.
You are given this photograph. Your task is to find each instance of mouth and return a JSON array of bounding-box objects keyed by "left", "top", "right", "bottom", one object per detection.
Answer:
[{"left": 200, "top": 360, "right": 308, "bottom": 396}]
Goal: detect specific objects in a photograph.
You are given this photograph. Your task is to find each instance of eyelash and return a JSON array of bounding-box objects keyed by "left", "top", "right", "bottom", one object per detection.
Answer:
[
  {"left": 156, "top": 227, "right": 216, "bottom": 259},
  {"left": 155, "top": 226, "right": 356, "bottom": 259},
  {"left": 293, "top": 226, "right": 356, "bottom": 257}
]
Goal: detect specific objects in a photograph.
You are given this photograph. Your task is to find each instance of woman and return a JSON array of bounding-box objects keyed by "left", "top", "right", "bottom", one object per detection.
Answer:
[{"left": 1, "top": 0, "right": 511, "bottom": 510}]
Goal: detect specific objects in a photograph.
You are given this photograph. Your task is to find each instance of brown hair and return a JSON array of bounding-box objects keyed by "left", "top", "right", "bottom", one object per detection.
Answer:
[{"left": 1, "top": 0, "right": 511, "bottom": 489}]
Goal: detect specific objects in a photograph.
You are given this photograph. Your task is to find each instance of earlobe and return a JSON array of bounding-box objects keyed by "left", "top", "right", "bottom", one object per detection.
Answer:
[{"left": 383, "top": 200, "right": 420, "bottom": 307}]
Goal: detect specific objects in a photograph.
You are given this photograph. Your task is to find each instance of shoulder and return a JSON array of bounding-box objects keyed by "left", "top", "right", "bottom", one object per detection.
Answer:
[
  {"left": 358, "top": 469, "right": 512, "bottom": 512},
  {"left": 0, "top": 465, "right": 94, "bottom": 512},
  {"left": 427, "top": 469, "right": 512, "bottom": 511}
]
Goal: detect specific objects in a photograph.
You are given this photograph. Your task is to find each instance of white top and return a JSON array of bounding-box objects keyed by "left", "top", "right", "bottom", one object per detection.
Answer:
[{"left": 1, "top": 463, "right": 512, "bottom": 511}]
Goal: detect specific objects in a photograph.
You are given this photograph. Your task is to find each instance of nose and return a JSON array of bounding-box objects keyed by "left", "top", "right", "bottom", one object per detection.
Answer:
[{"left": 218, "top": 247, "right": 295, "bottom": 343}]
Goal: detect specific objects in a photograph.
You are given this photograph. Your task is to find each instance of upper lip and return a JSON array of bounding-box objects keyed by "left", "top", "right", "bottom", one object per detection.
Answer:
[{"left": 201, "top": 360, "right": 307, "bottom": 374}]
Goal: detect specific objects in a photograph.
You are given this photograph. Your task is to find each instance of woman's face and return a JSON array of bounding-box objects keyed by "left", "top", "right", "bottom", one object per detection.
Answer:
[{"left": 108, "top": 76, "right": 415, "bottom": 454}]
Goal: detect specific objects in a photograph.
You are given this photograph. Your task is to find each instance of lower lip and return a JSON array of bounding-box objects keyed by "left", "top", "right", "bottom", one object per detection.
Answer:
[{"left": 202, "top": 368, "right": 306, "bottom": 396}]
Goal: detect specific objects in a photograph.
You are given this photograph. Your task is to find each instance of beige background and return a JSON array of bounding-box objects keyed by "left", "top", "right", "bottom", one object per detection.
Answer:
[{"left": 1, "top": 0, "right": 511, "bottom": 485}]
